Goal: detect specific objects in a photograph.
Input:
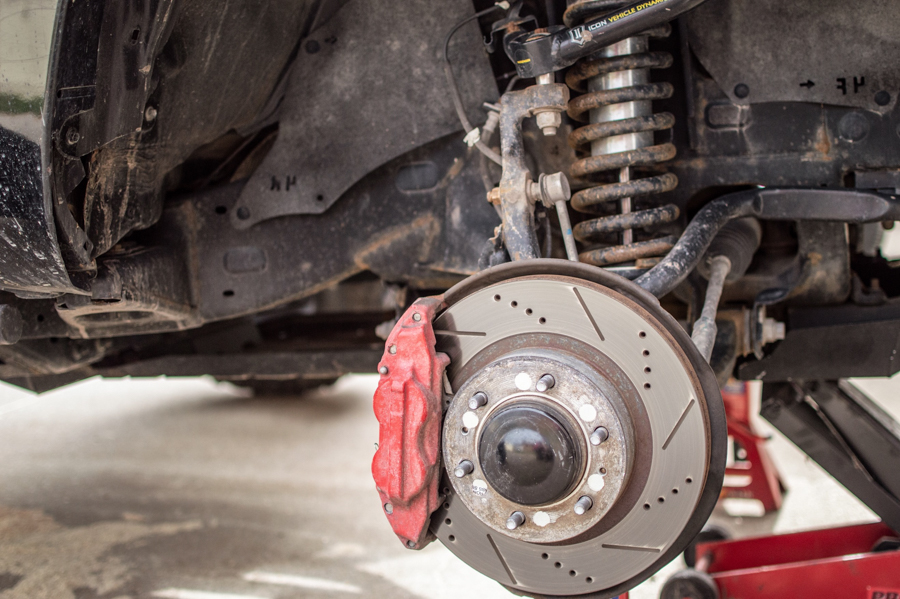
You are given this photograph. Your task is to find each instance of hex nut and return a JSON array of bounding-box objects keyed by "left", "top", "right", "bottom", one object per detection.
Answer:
[{"left": 535, "top": 110, "right": 562, "bottom": 136}]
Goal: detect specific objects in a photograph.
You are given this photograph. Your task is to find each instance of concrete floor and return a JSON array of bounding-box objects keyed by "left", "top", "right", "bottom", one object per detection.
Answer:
[{"left": 0, "top": 374, "right": 895, "bottom": 599}]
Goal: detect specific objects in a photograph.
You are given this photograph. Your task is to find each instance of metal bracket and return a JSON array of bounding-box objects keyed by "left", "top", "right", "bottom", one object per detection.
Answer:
[{"left": 492, "top": 83, "right": 570, "bottom": 261}]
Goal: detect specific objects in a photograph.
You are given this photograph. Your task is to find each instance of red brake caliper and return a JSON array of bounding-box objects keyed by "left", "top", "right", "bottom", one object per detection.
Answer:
[{"left": 372, "top": 296, "right": 449, "bottom": 549}]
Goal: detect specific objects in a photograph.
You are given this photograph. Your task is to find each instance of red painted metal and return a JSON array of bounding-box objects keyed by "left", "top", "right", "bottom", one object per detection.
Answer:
[
  {"left": 721, "top": 380, "right": 785, "bottom": 513},
  {"left": 692, "top": 522, "right": 900, "bottom": 598},
  {"left": 372, "top": 297, "right": 450, "bottom": 550}
]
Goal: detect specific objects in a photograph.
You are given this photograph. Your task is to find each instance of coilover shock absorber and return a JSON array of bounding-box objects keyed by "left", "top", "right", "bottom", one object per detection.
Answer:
[{"left": 564, "top": 0, "right": 681, "bottom": 267}]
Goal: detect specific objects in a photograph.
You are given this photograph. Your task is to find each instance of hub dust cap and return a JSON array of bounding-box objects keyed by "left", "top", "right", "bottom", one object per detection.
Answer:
[
  {"left": 430, "top": 263, "right": 725, "bottom": 598},
  {"left": 479, "top": 402, "right": 581, "bottom": 506}
]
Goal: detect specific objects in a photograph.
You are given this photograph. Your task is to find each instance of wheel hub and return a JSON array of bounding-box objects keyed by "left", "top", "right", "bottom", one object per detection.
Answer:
[
  {"left": 429, "top": 262, "right": 725, "bottom": 598},
  {"left": 444, "top": 353, "right": 632, "bottom": 544}
]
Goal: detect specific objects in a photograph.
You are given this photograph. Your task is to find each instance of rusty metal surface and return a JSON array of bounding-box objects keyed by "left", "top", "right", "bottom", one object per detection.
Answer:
[
  {"left": 496, "top": 83, "right": 570, "bottom": 261},
  {"left": 580, "top": 236, "right": 677, "bottom": 267},
  {"left": 443, "top": 353, "right": 633, "bottom": 544},
  {"left": 568, "top": 112, "right": 675, "bottom": 151},
  {"left": 565, "top": 52, "right": 674, "bottom": 92},
  {"left": 574, "top": 204, "right": 679, "bottom": 237},
  {"left": 570, "top": 143, "right": 676, "bottom": 179},
  {"left": 568, "top": 83, "right": 674, "bottom": 121}
]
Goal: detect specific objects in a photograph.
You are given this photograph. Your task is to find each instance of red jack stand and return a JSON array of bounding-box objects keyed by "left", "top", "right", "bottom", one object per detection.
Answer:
[
  {"left": 663, "top": 521, "right": 900, "bottom": 598},
  {"left": 720, "top": 380, "right": 785, "bottom": 513}
]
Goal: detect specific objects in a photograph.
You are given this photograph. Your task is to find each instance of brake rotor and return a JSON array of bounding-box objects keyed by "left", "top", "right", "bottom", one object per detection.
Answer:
[{"left": 430, "top": 260, "right": 725, "bottom": 598}]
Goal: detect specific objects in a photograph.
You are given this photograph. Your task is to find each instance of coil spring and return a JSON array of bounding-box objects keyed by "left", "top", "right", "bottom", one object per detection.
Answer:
[{"left": 564, "top": 0, "right": 680, "bottom": 267}]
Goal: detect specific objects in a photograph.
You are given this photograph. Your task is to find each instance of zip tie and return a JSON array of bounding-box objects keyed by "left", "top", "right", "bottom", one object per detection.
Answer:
[{"left": 463, "top": 128, "right": 481, "bottom": 147}]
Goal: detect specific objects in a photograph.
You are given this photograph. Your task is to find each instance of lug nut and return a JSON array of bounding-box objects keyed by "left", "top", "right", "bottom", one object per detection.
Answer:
[
  {"left": 536, "top": 374, "right": 556, "bottom": 393},
  {"left": 412, "top": 312, "right": 422, "bottom": 322},
  {"left": 590, "top": 427, "right": 609, "bottom": 446},
  {"left": 506, "top": 511, "right": 526, "bottom": 530},
  {"left": 574, "top": 496, "right": 593, "bottom": 515},
  {"left": 454, "top": 460, "right": 474, "bottom": 478},
  {"left": 379, "top": 365, "right": 389, "bottom": 375},
  {"left": 468, "top": 391, "right": 488, "bottom": 410}
]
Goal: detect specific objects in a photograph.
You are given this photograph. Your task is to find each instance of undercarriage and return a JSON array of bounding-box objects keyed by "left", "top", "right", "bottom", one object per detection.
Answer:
[{"left": 2, "top": 0, "right": 900, "bottom": 596}]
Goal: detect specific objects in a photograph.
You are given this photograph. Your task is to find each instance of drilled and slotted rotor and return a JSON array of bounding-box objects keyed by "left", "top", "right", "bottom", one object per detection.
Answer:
[{"left": 430, "top": 261, "right": 725, "bottom": 598}]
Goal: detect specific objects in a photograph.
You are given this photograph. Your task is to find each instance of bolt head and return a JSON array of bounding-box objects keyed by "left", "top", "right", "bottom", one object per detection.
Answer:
[
  {"left": 379, "top": 365, "right": 389, "bottom": 375},
  {"left": 65, "top": 127, "right": 80, "bottom": 145},
  {"left": 389, "top": 344, "right": 397, "bottom": 355},
  {"left": 144, "top": 105, "right": 158, "bottom": 122},
  {"left": 384, "top": 503, "right": 393, "bottom": 514},
  {"left": 412, "top": 312, "right": 422, "bottom": 322}
]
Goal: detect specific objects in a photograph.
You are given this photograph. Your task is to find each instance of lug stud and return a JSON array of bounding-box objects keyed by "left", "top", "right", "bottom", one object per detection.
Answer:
[
  {"left": 506, "top": 511, "right": 526, "bottom": 530},
  {"left": 590, "top": 426, "right": 609, "bottom": 446},
  {"left": 536, "top": 374, "right": 556, "bottom": 393},
  {"left": 574, "top": 496, "right": 593, "bottom": 515},
  {"left": 468, "top": 391, "right": 488, "bottom": 410},
  {"left": 454, "top": 460, "right": 474, "bottom": 478}
]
